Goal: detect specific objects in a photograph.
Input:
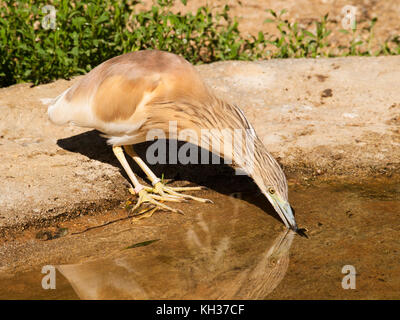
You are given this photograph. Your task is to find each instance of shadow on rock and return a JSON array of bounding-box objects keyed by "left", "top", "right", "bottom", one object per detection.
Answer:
[{"left": 57, "top": 129, "right": 283, "bottom": 224}]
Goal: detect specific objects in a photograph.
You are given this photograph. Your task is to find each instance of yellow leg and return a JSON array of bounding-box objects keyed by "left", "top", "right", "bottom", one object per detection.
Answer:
[
  {"left": 112, "top": 146, "right": 143, "bottom": 194},
  {"left": 112, "top": 146, "right": 186, "bottom": 215},
  {"left": 124, "top": 145, "right": 213, "bottom": 204},
  {"left": 123, "top": 145, "right": 160, "bottom": 185}
]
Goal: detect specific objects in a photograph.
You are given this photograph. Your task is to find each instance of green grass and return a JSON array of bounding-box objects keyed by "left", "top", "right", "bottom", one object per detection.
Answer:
[
  {"left": 264, "top": 9, "right": 400, "bottom": 58},
  {"left": 1, "top": 0, "right": 399, "bottom": 87}
]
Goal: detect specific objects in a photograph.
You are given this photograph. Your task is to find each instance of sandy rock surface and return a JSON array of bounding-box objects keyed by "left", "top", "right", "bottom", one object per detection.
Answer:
[{"left": 0, "top": 56, "right": 399, "bottom": 233}]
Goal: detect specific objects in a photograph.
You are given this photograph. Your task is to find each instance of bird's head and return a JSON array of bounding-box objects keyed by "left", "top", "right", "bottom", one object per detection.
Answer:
[
  {"left": 262, "top": 184, "right": 297, "bottom": 231},
  {"left": 251, "top": 150, "right": 298, "bottom": 231}
]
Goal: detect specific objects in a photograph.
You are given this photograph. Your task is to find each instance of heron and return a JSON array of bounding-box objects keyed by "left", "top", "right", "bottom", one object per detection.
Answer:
[{"left": 48, "top": 50, "right": 298, "bottom": 230}]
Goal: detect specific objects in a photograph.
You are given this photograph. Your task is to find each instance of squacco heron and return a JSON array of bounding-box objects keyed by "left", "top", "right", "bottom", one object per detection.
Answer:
[{"left": 48, "top": 50, "right": 297, "bottom": 230}]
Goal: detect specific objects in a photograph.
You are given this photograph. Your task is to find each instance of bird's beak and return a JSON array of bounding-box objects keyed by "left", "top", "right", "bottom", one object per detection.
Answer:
[{"left": 265, "top": 193, "right": 298, "bottom": 231}]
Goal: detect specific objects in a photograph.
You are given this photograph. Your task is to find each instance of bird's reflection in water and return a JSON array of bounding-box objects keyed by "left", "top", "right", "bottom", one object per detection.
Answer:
[{"left": 58, "top": 214, "right": 295, "bottom": 300}]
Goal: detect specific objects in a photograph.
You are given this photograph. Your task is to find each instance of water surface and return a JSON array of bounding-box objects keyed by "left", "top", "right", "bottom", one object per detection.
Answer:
[{"left": 1, "top": 177, "right": 399, "bottom": 299}]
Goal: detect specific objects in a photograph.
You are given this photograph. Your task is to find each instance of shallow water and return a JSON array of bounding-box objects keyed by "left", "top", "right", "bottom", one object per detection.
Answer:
[{"left": 1, "top": 177, "right": 399, "bottom": 299}]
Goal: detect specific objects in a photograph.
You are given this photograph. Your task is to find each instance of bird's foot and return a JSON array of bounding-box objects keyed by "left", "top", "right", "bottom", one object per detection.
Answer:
[
  {"left": 145, "top": 182, "right": 213, "bottom": 204},
  {"left": 127, "top": 182, "right": 212, "bottom": 216},
  {"left": 128, "top": 187, "right": 186, "bottom": 215}
]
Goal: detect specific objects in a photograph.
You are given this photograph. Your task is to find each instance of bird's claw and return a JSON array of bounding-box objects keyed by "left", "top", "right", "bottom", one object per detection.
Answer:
[
  {"left": 131, "top": 189, "right": 185, "bottom": 215},
  {"left": 146, "top": 182, "right": 213, "bottom": 204},
  {"left": 127, "top": 182, "right": 212, "bottom": 216}
]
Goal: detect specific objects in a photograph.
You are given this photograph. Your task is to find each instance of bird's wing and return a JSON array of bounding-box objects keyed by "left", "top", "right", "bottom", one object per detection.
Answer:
[
  {"left": 91, "top": 73, "right": 160, "bottom": 123},
  {"left": 49, "top": 50, "right": 215, "bottom": 142},
  {"left": 61, "top": 51, "right": 209, "bottom": 124}
]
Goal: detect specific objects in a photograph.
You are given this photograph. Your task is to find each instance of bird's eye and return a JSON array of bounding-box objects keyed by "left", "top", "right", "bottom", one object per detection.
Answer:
[{"left": 268, "top": 187, "right": 275, "bottom": 194}]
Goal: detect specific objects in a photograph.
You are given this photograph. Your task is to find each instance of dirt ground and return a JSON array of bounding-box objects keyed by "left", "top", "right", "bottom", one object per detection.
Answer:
[{"left": 139, "top": 0, "right": 400, "bottom": 50}]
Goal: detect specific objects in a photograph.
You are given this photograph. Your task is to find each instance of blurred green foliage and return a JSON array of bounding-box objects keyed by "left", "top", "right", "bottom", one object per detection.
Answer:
[
  {"left": 0, "top": 0, "right": 267, "bottom": 86},
  {"left": 0, "top": 1, "right": 399, "bottom": 87}
]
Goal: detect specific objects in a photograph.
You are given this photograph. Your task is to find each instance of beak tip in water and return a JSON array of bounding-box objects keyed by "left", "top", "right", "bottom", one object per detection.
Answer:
[{"left": 295, "top": 227, "right": 309, "bottom": 238}]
